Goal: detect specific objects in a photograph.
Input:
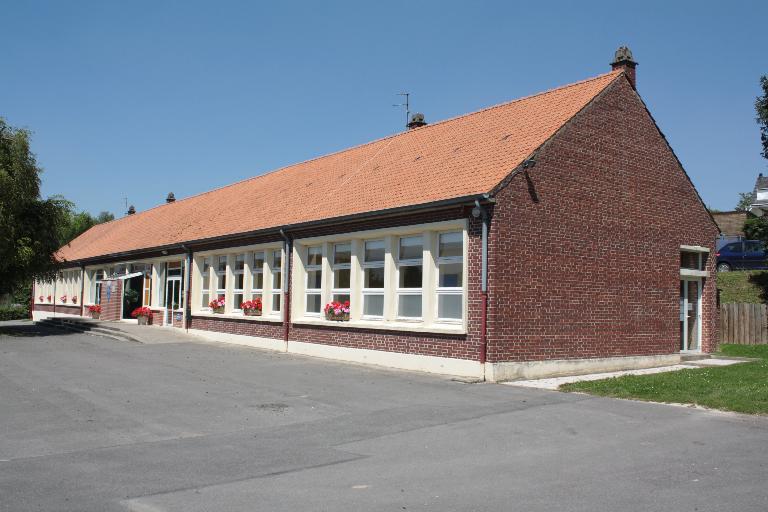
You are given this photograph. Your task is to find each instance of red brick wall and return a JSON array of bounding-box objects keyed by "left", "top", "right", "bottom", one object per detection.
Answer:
[
  {"left": 485, "top": 77, "right": 719, "bottom": 363},
  {"left": 99, "top": 280, "right": 123, "bottom": 321},
  {"left": 149, "top": 309, "right": 165, "bottom": 326},
  {"left": 33, "top": 304, "right": 82, "bottom": 315},
  {"left": 190, "top": 315, "right": 284, "bottom": 338}
]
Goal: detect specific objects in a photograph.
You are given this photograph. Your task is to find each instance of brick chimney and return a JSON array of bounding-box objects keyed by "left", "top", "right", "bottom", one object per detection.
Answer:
[
  {"left": 407, "top": 113, "right": 427, "bottom": 130},
  {"left": 127, "top": 205, "right": 136, "bottom": 215},
  {"left": 611, "top": 46, "right": 638, "bottom": 90},
  {"left": 166, "top": 192, "right": 176, "bottom": 203}
]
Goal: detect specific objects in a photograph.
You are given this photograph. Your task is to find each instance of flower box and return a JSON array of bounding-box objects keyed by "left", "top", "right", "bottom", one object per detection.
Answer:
[
  {"left": 324, "top": 301, "right": 351, "bottom": 322},
  {"left": 209, "top": 297, "right": 226, "bottom": 314},
  {"left": 241, "top": 298, "right": 262, "bottom": 317},
  {"left": 88, "top": 305, "right": 101, "bottom": 320},
  {"left": 131, "top": 306, "right": 152, "bottom": 325}
]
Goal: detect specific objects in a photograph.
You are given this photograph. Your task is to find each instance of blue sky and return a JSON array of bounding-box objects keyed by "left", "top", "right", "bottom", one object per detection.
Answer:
[{"left": 2, "top": 1, "right": 765, "bottom": 215}]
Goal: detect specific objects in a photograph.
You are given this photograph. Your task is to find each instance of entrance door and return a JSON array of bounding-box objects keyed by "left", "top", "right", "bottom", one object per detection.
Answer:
[
  {"left": 122, "top": 275, "right": 144, "bottom": 319},
  {"left": 680, "top": 279, "right": 701, "bottom": 352},
  {"left": 164, "top": 261, "right": 184, "bottom": 327}
]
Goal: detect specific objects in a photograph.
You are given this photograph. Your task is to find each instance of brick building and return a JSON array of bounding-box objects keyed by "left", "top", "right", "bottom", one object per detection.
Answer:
[{"left": 33, "top": 47, "right": 718, "bottom": 381}]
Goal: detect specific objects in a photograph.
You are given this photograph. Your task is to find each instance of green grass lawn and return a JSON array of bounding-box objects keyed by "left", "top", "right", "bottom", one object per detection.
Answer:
[
  {"left": 560, "top": 344, "right": 768, "bottom": 415},
  {"left": 717, "top": 270, "right": 768, "bottom": 303}
]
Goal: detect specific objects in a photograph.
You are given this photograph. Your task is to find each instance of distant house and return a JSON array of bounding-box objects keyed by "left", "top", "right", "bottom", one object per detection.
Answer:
[
  {"left": 749, "top": 173, "right": 768, "bottom": 216},
  {"left": 33, "top": 47, "right": 718, "bottom": 381}
]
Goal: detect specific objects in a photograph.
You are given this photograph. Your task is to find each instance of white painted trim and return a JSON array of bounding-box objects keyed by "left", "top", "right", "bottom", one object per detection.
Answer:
[
  {"left": 485, "top": 354, "right": 682, "bottom": 382},
  {"left": 187, "top": 329, "right": 482, "bottom": 378},
  {"left": 291, "top": 317, "right": 466, "bottom": 335},
  {"left": 680, "top": 245, "right": 710, "bottom": 253},
  {"left": 187, "top": 329, "right": 288, "bottom": 352},
  {"left": 288, "top": 340, "right": 482, "bottom": 377},
  {"left": 680, "top": 269, "right": 709, "bottom": 277}
]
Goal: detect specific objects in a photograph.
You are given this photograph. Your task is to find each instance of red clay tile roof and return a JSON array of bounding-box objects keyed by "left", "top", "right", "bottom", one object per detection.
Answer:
[{"left": 58, "top": 70, "right": 623, "bottom": 262}]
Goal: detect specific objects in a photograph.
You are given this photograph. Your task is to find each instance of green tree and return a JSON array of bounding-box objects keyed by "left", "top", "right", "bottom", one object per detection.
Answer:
[
  {"left": 744, "top": 216, "right": 768, "bottom": 242},
  {"left": 736, "top": 191, "right": 754, "bottom": 211},
  {"left": 59, "top": 210, "right": 114, "bottom": 246},
  {"left": 0, "top": 118, "right": 72, "bottom": 296},
  {"left": 757, "top": 75, "right": 768, "bottom": 161}
]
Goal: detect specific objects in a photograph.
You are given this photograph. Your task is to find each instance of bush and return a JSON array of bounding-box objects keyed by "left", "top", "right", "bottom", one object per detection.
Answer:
[{"left": 0, "top": 305, "right": 28, "bottom": 321}]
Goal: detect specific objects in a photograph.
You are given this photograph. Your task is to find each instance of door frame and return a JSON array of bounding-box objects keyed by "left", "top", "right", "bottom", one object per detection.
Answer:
[{"left": 680, "top": 276, "right": 702, "bottom": 353}]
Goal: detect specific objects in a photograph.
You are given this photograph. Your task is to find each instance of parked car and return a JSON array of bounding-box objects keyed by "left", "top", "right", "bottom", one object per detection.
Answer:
[{"left": 716, "top": 240, "right": 768, "bottom": 272}]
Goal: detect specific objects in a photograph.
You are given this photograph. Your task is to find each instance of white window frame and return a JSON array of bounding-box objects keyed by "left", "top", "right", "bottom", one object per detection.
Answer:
[
  {"left": 331, "top": 242, "right": 351, "bottom": 304},
  {"left": 232, "top": 254, "right": 246, "bottom": 312},
  {"left": 361, "top": 239, "right": 385, "bottom": 320},
  {"left": 201, "top": 257, "right": 212, "bottom": 310},
  {"left": 270, "top": 249, "right": 283, "bottom": 316},
  {"left": 250, "top": 250, "right": 265, "bottom": 303},
  {"left": 305, "top": 245, "right": 323, "bottom": 316},
  {"left": 214, "top": 255, "right": 227, "bottom": 310},
  {"left": 435, "top": 231, "right": 464, "bottom": 323},
  {"left": 94, "top": 269, "right": 104, "bottom": 305},
  {"left": 396, "top": 235, "right": 424, "bottom": 321}
]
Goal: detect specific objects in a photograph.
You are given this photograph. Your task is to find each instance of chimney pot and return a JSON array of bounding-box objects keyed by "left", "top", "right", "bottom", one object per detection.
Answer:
[
  {"left": 610, "top": 46, "right": 638, "bottom": 90},
  {"left": 127, "top": 205, "right": 136, "bottom": 215},
  {"left": 166, "top": 192, "right": 176, "bottom": 203},
  {"left": 407, "top": 113, "right": 427, "bottom": 130}
]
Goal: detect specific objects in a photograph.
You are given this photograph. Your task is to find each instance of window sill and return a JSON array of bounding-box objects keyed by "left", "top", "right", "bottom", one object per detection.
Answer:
[
  {"left": 192, "top": 312, "right": 283, "bottom": 323},
  {"left": 292, "top": 316, "right": 467, "bottom": 335}
]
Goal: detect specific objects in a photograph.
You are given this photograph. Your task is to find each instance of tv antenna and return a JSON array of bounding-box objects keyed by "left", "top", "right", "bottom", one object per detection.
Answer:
[{"left": 393, "top": 92, "right": 410, "bottom": 128}]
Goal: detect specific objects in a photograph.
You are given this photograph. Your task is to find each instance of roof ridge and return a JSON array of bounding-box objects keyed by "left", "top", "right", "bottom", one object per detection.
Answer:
[{"left": 107, "top": 70, "right": 622, "bottom": 224}]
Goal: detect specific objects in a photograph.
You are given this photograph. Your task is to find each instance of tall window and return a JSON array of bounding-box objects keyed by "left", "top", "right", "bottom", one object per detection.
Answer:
[
  {"left": 201, "top": 257, "right": 211, "bottom": 308},
  {"left": 233, "top": 254, "right": 245, "bottom": 311},
  {"left": 251, "top": 251, "right": 265, "bottom": 302},
  {"left": 436, "top": 232, "right": 463, "bottom": 321},
  {"left": 94, "top": 270, "right": 104, "bottom": 304},
  {"left": 305, "top": 246, "right": 323, "bottom": 314},
  {"left": 362, "top": 240, "right": 385, "bottom": 318},
  {"left": 271, "top": 249, "right": 282, "bottom": 314},
  {"left": 215, "top": 255, "right": 227, "bottom": 306},
  {"left": 332, "top": 242, "right": 351, "bottom": 304},
  {"left": 397, "top": 236, "right": 423, "bottom": 318}
]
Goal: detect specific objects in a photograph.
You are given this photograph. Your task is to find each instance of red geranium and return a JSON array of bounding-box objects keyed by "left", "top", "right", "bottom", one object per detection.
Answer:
[
  {"left": 88, "top": 305, "right": 102, "bottom": 313},
  {"left": 241, "top": 298, "right": 262, "bottom": 311},
  {"left": 131, "top": 306, "right": 152, "bottom": 318}
]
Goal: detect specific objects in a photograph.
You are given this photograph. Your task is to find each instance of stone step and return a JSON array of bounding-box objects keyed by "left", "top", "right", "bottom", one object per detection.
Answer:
[{"left": 36, "top": 318, "right": 141, "bottom": 343}]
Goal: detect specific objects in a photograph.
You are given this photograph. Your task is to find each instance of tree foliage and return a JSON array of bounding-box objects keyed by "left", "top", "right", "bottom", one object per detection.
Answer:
[
  {"left": 735, "top": 191, "right": 755, "bottom": 211},
  {"left": 757, "top": 75, "right": 768, "bottom": 161},
  {"left": 744, "top": 216, "right": 768, "bottom": 243},
  {"left": 59, "top": 210, "right": 114, "bottom": 246},
  {"left": 0, "top": 118, "right": 72, "bottom": 295}
]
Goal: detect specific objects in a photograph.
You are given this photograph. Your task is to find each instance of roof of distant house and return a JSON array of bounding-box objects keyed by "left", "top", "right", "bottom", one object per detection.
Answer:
[{"left": 58, "top": 70, "right": 625, "bottom": 263}]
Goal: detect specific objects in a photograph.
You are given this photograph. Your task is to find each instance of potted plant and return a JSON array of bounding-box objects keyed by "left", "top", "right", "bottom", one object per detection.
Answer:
[
  {"left": 241, "top": 298, "right": 262, "bottom": 316},
  {"left": 324, "top": 300, "right": 351, "bottom": 321},
  {"left": 209, "top": 297, "right": 226, "bottom": 314},
  {"left": 72, "top": 296, "right": 78, "bottom": 304},
  {"left": 131, "top": 306, "right": 153, "bottom": 325},
  {"left": 60, "top": 295, "right": 68, "bottom": 304},
  {"left": 39, "top": 295, "right": 44, "bottom": 302},
  {"left": 88, "top": 304, "right": 102, "bottom": 319},
  {"left": 47, "top": 295, "right": 52, "bottom": 303}
]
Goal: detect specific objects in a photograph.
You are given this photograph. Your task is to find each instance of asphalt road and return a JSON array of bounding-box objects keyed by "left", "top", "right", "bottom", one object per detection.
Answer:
[{"left": 1, "top": 321, "right": 766, "bottom": 511}]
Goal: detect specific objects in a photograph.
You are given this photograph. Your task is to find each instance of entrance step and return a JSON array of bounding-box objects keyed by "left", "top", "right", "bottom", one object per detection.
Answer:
[
  {"left": 36, "top": 318, "right": 141, "bottom": 343},
  {"left": 680, "top": 354, "right": 711, "bottom": 362}
]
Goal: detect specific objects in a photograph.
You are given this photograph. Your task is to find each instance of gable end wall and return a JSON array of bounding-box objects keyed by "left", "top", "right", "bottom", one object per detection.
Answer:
[{"left": 487, "top": 77, "right": 719, "bottom": 363}]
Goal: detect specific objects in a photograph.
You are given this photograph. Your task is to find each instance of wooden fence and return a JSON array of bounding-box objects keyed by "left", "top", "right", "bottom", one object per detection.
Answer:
[{"left": 720, "top": 303, "right": 768, "bottom": 345}]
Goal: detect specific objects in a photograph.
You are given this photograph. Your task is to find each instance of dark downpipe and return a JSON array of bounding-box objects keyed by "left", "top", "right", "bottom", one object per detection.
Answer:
[
  {"left": 79, "top": 266, "right": 86, "bottom": 317},
  {"left": 476, "top": 200, "right": 490, "bottom": 372},
  {"left": 183, "top": 246, "right": 193, "bottom": 330},
  {"left": 280, "top": 229, "right": 292, "bottom": 346}
]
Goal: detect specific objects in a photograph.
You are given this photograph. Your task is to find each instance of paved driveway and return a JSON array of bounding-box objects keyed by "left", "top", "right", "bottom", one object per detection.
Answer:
[{"left": 1, "top": 322, "right": 767, "bottom": 511}]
